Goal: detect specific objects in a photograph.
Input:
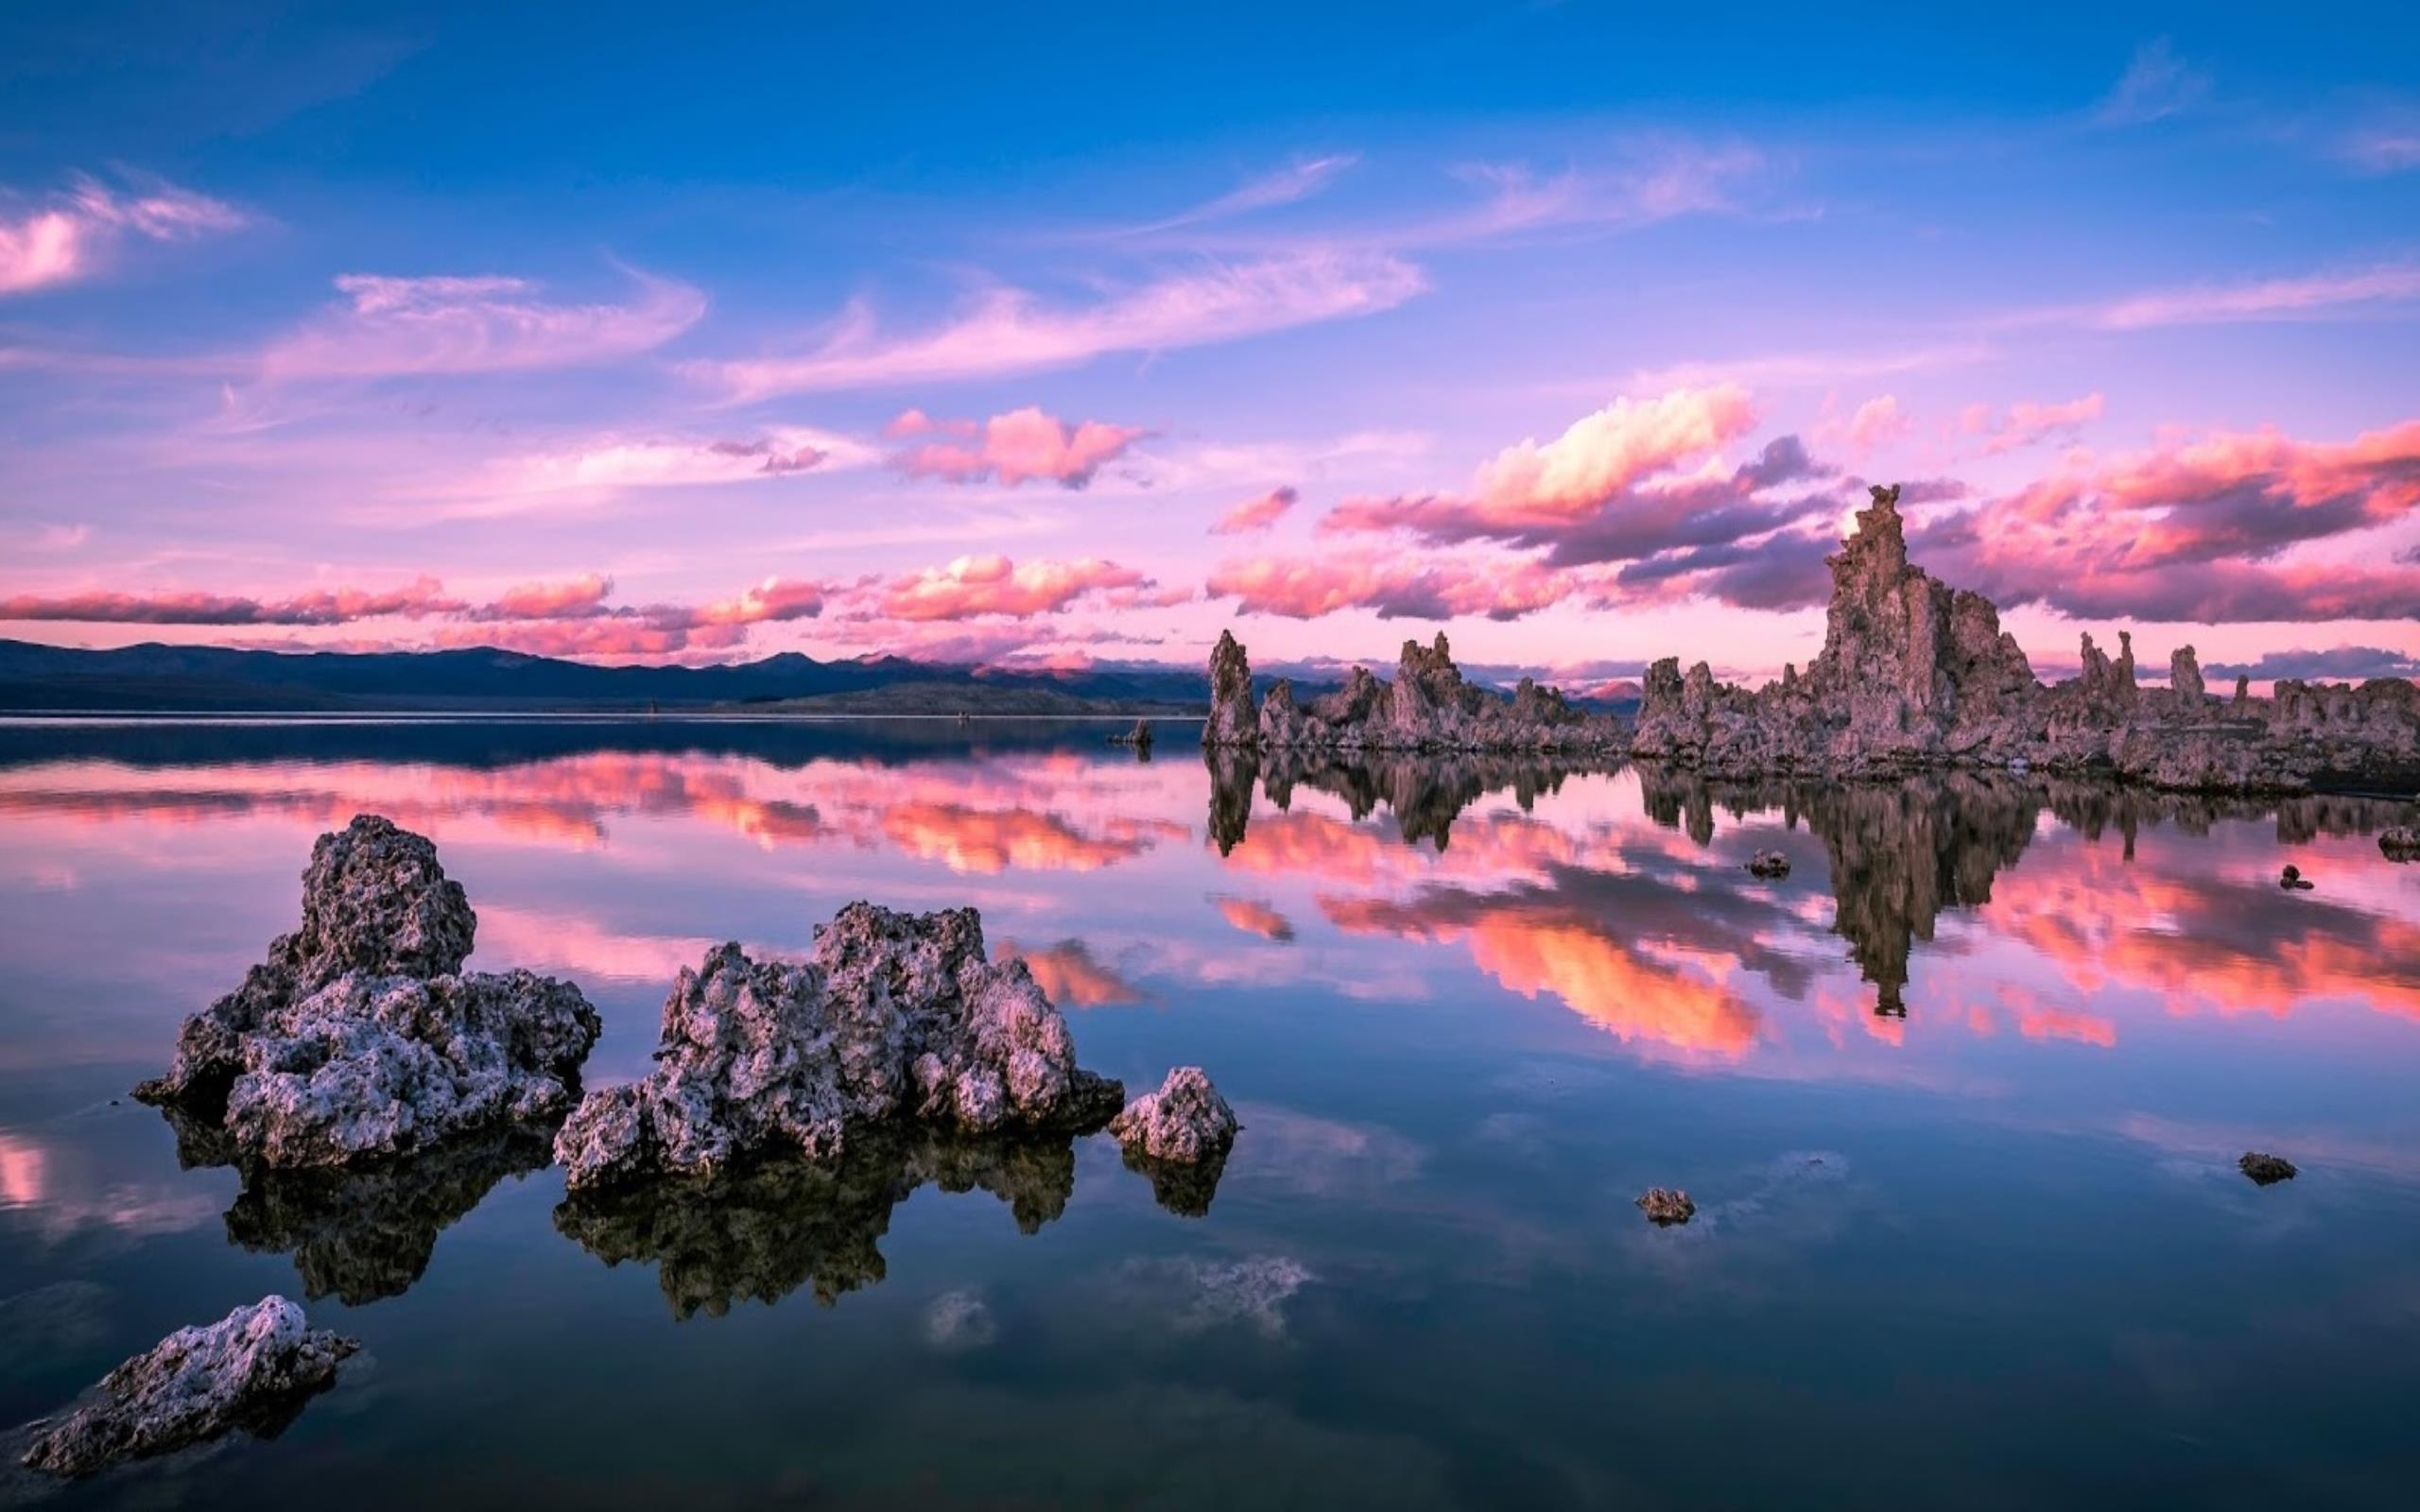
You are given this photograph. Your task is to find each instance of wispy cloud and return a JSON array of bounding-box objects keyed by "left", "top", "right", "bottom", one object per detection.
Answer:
[
  {"left": 0, "top": 170, "right": 245, "bottom": 297},
  {"left": 2002, "top": 263, "right": 2420, "bottom": 332},
  {"left": 2094, "top": 39, "right": 2210, "bottom": 126},
  {"left": 1212, "top": 485, "right": 1298, "bottom": 535},
  {"left": 259, "top": 267, "right": 705, "bottom": 380},
  {"left": 1110, "top": 154, "right": 1360, "bottom": 237},
  {"left": 681, "top": 249, "right": 1425, "bottom": 400}
]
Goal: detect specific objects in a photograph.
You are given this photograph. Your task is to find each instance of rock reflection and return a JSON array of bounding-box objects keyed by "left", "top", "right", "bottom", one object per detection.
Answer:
[
  {"left": 1208, "top": 747, "right": 1607, "bottom": 854},
  {"left": 556, "top": 1125, "right": 1225, "bottom": 1318},
  {"left": 224, "top": 1129, "right": 554, "bottom": 1305},
  {"left": 148, "top": 1104, "right": 552, "bottom": 1304}
]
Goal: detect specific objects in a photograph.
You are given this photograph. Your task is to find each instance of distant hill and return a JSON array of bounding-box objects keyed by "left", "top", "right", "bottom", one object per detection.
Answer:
[
  {"left": 0, "top": 640, "right": 1214, "bottom": 714},
  {"left": 0, "top": 639, "right": 1633, "bottom": 716}
]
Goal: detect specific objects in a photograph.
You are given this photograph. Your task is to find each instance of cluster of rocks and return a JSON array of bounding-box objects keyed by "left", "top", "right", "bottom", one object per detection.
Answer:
[
  {"left": 133, "top": 816, "right": 602, "bottom": 1168},
  {"left": 21, "top": 1297, "right": 356, "bottom": 1479},
  {"left": 2384, "top": 826, "right": 2420, "bottom": 862},
  {"left": 1630, "top": 486, "right": 2420, "bottom": 795},
  {"left": 1203, "top": 629, "right": 1626, "bottom": 755}
]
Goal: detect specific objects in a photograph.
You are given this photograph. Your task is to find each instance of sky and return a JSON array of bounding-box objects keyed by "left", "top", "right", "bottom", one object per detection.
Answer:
[{"left": 2, "top": 0, "right": 2417, "bottom": 691}]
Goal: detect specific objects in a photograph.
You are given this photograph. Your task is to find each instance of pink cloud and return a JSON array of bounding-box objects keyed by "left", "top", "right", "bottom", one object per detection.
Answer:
[
  {"left": 0, "top": 577, "right": 462, "bottom": 627},
  {"left": 892, "top": 406, "right": 1146, "bottom": 488},
  {"left": 259, "top": 267, "right": 705, "bottom": 380},
  {"left": 1845, "top": 394, "right": 1910, "bottom": 452},
  {"left": 2008, "top": 264, "right": 2420, "bottom": 332},
  {"left": 435, "top": 618, "right": 747, "bottom": 661},
  {"left": 877, "top": 556, "right": 1158, "bottom": 621},
  {"left": 0, "top": 171, "right": 244, "bottom": 297},
  {"left": 1325, "top": 384, "right": 1761, "bottom": 539},
  {"left": 1911, "top": 418, "right": 2420, "bottom": 621},
  {"left": 1212, "top": 486, "right": 1298, "bottom": 535},
  {"left": 682, "top": 249, "right": 1426, "bottom": 400},
  {"left": 1204, "top": 551, "right": 1575, "bottom": 621},
  {"left": 483, "top": 574, "right": 614, "bottom": 621},
  {"left": 1961, "top": 392, "right": 2106, "bottom": 455},
  {"left": 691, "top": 576, "right": 828, "bottom": 627}
]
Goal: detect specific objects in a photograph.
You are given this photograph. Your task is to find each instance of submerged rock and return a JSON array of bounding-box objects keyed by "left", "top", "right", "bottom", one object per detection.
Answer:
[
  {"left": 2279, "top": 865, "right": 2314, "bottom": 891},
  {"left": 1635, "top": 1187, "right": 1696, "bottom": 1226},
  {"left": 2238, "top": 1151, "right": 2298, "bottom": 1185},
  {"left": 2382, "top": 825, "right": 2419, "bottom": 862},
  {"left": 1745, "top": 849, "right": 1791, "bottom": 879},
  {"left": 1630, "top": 484, "right": 2420, "bottom": 794},
  {"left": 554, "top": 902, "right": 1124, "bottom": 1191},
  {"left": 132, "top": 816, "right": 601, "bottom": 1168},
  {"left": 1109, "top": 1067, "right": 1240, "bottom": 1217},
  {"left": 1109, "top": 718, "right": 1155, "bottom": 749},
  {"left": 21, "top": 1297, "right": 357, "bottom": 1478}
]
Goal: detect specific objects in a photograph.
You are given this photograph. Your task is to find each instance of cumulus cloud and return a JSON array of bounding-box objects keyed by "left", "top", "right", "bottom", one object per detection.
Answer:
[
  {"left": 1212, "top": 486, "right": 1298, "bottom": 534},
  {"left": 682, "top": 249, "right": 1425, "bottom": 400},
  {"left": 876, "top": 555, "right": 1167, "bottom": 621},
  {"left": 1324, "top": 385, "right": 1763, "bottom": 542},
  {"left": 0, "top": 171, "right": 245, "bottom": 297},
  {"left": 1910, "top": 419, "right": 2420, "bottom": 622},
  {"left": 891, "top": 406, "right": 1146, "bottom": 488},
  {"left": 259, "top": 267, "right": 705, "bottom": 380},
  {"left": 1205, "top": 551, "right": 1576, "bottom": 622}
]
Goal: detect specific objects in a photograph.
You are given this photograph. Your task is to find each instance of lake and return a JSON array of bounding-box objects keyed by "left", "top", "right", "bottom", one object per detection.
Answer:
[{"left": 3, "top": 718, "right": 2417, "bottom": 1509}]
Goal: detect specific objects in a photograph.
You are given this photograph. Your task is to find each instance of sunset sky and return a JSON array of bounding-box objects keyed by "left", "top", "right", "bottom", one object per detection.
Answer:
[{"left": 3, "top": 3, "right": 2416, "bottom": 691}]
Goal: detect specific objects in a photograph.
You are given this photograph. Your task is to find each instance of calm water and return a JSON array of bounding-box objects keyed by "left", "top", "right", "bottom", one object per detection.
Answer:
[{"left": 3, "top": 719, "right": 2418, "bottom": 1509}]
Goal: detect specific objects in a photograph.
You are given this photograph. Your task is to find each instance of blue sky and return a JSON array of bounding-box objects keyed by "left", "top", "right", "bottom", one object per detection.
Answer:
[{"left": 3, "top": 2, "right": 2415, "bottom": 682}]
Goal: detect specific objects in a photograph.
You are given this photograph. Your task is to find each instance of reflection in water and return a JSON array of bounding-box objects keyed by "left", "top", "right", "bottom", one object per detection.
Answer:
[
  {"left": 224, "top": 1129, "right": 554, "bottom": 1305},
  {"left": 556, "top": 1125, "right": 1211, "bottom": 1318},
  {"left": 3, "top": 720, "right": 2420, "bottom": 1504}
]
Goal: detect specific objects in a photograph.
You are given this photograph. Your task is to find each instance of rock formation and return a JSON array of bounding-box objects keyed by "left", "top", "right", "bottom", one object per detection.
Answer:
[
  {"left": 133, "top": 816, "right": 601, "bottom": 1167},
  {"left": 2383, "top": 825, "right": 2419, "bottom": 861},
  {"left": 1203, "top": 630, "right": 1624, "bottom": 755},
  {"left": 1631, "top": 485, "right": 2420, "bottom": 794},
  {"left": 1635, "top": 1188, "right": 1695, "bottom": 1226},
  {"left": 1202, "top": 630, "right": 1260, "bottom": 747},
  {"left": 21, "top": 1297, "right": 356, "bottom": 1478},
  {"left": 553, "top": 902, "right": 1124, "bottom": 1191},
  {"left": 1745, "top": 849, "right": 1790, "bottom": 879}
]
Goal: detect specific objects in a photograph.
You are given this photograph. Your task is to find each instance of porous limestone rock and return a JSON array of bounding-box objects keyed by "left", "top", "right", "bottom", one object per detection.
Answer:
[
  {"left": 133, "top": 816, "right": 601, "bottom": 1168},
  {"left": 21, "top": 1297, "right": 357, "bottom": 1478},
  {"left": 1629, "top": 484, "right": 2420, "bottom": 795},
  {"left": 1207, "top": 630, "right": 1624, "bottom": 755},
  {"left": 1110, "top": 1067, "right": 1238, "bottom": 1166},
  {"left": 1202, "top": 629, "right": 1259, "bottom": 747},
  {"left": 2238, "top": 1151, "right": 2297, "bottom": 1185},
  {"left": 2382, "top": 825, "right": 2419, "bottom": 862},
  {"left": 554, "top": 902, "right": 1124, "bottom": 1191},
  {"left": 1635, "top": 1188, "right": 1695, "bottom": 1226},
  {"left": 1745, "top": 850, "right": 1791, "bottom": 879}
]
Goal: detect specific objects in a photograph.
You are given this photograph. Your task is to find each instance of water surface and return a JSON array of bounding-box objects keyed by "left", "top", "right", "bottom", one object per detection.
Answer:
[{"left": 3, "top": 719, "right": 2417, "bottom": 1509}]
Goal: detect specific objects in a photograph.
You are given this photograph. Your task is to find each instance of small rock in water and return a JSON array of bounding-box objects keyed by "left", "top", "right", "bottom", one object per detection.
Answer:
[
  {"left": 1635, "top": 1187, "right": 1696, "bottom": 1226},
  {"left": 2278, "top": 864, "right": 2314, "bottom": 891},
  {"left": 21, "top": 1296, "right": 357, "bottom": 1478},
  {"left": 2238, "top": 1151, "right": 2298, "bottom": 1185},
  {"left": 1745, "top": 850, "right": 1791, "bottom": 879},
  {"left": 2381, "top": 825, "right": 2419, "bottom": 862},
  {"left": 1109, "top": 1067, "right": 1239, "bottom": 1166}
]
